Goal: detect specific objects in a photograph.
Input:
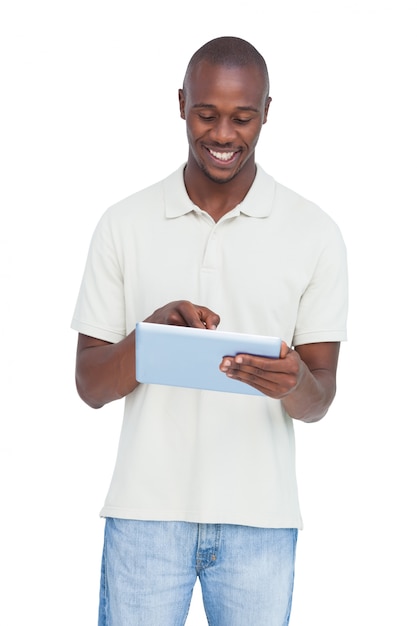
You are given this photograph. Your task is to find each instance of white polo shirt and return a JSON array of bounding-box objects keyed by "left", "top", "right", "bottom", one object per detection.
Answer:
[{"left": 72, "top": 164, "right": 348, "bottom": 528}]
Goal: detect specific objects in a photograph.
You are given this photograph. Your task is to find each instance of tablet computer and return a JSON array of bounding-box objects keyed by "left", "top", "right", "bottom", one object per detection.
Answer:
[{"left": 135, "top": 322, "right": 281, "bottom": 395}]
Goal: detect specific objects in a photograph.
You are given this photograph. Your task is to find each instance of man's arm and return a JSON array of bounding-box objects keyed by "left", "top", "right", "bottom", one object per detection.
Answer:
[
  {"left": 219, "top": 342, "right": 340, "bottom": 423},
  {"left": 76, "top": 332, "right": 137, "bottom": 409},
  {"left": 75, "top": 300, "right": 221, "bottom": 409}
]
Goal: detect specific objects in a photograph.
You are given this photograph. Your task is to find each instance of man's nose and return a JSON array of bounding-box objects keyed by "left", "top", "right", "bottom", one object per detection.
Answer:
[{"left": 210, "top": 118, "right": 236, "bottom": 144}]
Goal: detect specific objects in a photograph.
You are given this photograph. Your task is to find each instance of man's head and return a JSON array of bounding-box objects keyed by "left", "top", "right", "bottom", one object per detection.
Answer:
[
  {"left": 179, "top": 37, "right": 271, "bottom": 185},
  {"left": 182, "top": 36, "right": 270, "bottom": 100}
]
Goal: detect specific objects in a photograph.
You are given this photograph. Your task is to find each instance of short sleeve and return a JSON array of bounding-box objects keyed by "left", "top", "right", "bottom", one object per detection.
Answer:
[
  {"left": 71, "top": 210, "right": 127, "bottom": 343},
  {"left": 292, "top": 221, "right": 348, "bottom": 346}
]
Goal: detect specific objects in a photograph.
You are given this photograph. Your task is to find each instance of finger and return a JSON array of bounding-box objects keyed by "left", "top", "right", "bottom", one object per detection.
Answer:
[
  {"left": 197, "top": 307, "right": 221, "bottom": 330},
  {"left": 280, "top": 340, "right": 291, "bottom": 358},
  {"left": 225, "top": 366, "right": 295, "bottom": 399},
  {"left": 180, "top": 303, "right": 220, "bottom": 329},
  {"left": 222, "top": 366, "right": 289, "bottom": 399},
  {"left": 226, "top": 363, "right": 283, "bottom": 386},
  {"left": 219, "top": 356, "right": 276, "bottom": 382},
  {"left": 233, "top": 354, "right": 286, "bottom": 373},
  {"left": 168, "top": 301, "right": 205, "bottom": 328},
  {"left": 219, "top": 354, "right": 298, "bottom": 396}
]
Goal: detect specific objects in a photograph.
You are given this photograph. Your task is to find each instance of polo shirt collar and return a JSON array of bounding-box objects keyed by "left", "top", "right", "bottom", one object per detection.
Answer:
[{"left": 164, "top": 164, "right": 275, "bottom": 219}]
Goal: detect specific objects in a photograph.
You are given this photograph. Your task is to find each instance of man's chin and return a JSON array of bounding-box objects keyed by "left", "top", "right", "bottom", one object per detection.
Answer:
[{"left": 201, "top": 164, "right": 240, "bottom": 185}]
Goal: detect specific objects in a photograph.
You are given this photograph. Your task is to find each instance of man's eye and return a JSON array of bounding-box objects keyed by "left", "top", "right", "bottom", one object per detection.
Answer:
[
  {"left": 199, "top": 115, "right": 215, "bottom": 121},
  {"left": 235, "top": 118, "right": 251, "bottom": 124}
]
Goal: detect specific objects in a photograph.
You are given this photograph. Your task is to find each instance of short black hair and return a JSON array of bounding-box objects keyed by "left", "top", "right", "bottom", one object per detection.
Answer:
[{"left": 183, "top": 36, "right": 270, "bottom": 96}]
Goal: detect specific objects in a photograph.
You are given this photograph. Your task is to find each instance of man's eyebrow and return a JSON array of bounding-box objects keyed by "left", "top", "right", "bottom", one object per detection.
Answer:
[
  {"left": 191, "top": 103, "right": 260, "bottom": 113},
  {"left": 191, "top": 103, "right": 216, "bottom": 109},
  {"left": 236, "top": 106, "right": 260, "bottom": 113}
]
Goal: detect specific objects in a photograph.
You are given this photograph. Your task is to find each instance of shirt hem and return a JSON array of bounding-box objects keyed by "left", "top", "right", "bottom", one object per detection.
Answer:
[{"left": 99, "top": 506, "right": 304, "bottom": 530}]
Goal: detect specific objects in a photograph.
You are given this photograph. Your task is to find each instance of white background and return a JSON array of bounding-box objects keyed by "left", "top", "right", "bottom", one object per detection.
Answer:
[{"left": 1, "top": 1, "right": 416, "bottom": 624}]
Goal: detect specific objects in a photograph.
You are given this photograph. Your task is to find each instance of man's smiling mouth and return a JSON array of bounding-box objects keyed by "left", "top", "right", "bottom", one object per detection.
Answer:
[{"left": 208, "top": 148, "right": 238, "bottom": 162}]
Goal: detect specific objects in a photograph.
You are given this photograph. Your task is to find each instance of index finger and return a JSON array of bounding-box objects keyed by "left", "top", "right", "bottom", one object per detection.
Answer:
[{"left": 178, "top": 302, "right": 220, "bottom": 330}]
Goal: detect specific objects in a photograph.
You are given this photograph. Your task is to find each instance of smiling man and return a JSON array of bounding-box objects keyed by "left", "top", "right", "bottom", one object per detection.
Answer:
[
  {"left": 180, "top": 54, "right": 270, "bottom": 199},
  {"left": 72, "top": 36, "right": 348, "bottom": 626}
]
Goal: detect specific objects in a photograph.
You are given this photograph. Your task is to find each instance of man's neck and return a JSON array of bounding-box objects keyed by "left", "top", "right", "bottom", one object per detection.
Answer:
[{"left": 183, "top": 159, "right": 257, "bottom": 222}]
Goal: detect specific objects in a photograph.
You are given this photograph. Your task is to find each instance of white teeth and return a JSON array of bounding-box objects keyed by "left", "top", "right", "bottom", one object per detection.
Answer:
[{"left": 209, "top": 149, "right": 235, "bottom": 161}]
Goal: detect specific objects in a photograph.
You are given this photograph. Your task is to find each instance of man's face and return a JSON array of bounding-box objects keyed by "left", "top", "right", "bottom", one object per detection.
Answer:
[{"left": 179, "top": 61, "right": 271, "bottom": 184}]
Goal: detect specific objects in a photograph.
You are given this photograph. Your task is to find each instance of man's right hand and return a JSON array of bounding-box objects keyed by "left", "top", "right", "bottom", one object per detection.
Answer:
[{"left": 144, "top": 300, "right": 220, "bottom": 330}]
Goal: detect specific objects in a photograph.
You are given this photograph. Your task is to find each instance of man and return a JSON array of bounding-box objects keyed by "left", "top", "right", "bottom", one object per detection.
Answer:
[{"left": 72, "top": 36, "right": 348, "bottom": 626}]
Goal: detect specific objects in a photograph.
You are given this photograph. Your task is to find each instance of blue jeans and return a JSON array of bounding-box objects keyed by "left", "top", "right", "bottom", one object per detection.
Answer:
[{"left": 99, "top": 519, "right": 298, "bottom": 626}]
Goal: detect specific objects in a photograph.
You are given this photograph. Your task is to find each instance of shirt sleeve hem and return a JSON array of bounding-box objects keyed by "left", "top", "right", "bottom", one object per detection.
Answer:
[
  {"left": 292, "top": 330, "right": 347, "bottom": 346},
  {"left": 70, "top": 319, "right": 126, "bottom": 344}
]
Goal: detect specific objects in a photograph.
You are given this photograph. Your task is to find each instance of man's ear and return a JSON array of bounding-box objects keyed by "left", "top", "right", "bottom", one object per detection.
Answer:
[
  {"left": 178, "top": 89, "right": 186, "bottom": 120},
  {"left": 263, "top": 96, "right": 272, "bottom": 124}
]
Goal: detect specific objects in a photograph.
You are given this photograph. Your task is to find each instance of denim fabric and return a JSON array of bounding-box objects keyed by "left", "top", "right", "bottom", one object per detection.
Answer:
[{"left": 99, "top": 519, "right": 297, "bottom": 626}]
